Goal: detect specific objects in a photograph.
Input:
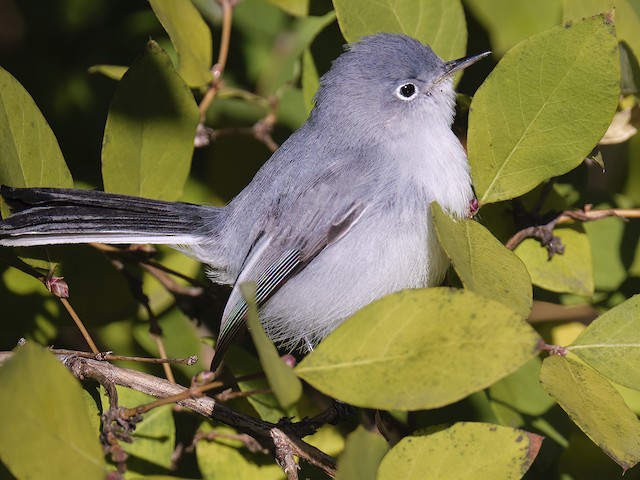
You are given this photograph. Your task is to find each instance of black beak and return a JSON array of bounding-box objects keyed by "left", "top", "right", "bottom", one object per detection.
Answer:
[{"left": 442, "top": 51, "right": 491, "bottom": 78}]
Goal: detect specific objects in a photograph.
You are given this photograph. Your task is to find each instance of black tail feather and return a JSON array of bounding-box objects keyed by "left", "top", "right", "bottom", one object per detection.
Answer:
[{"left": 0, "top": 186, "right": 220, "bottom": 246}]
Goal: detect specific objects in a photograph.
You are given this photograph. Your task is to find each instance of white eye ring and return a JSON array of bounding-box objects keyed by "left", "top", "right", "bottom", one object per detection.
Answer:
[{"left": 395, "top": 82, "right": 418, "bottom": 100}]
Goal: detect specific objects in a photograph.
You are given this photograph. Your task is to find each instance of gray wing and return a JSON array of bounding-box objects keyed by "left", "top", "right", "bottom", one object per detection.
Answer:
[{"left": 209, "top": 200, "right": 367, "bottom": 370}]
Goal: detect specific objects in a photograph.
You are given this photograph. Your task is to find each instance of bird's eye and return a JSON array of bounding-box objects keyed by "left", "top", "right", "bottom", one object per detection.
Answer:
[{"left": 396, "top": 83, "right": 418, "bottom": 100}]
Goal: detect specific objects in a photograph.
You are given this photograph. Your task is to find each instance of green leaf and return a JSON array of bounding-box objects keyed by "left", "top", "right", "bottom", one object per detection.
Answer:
[
  {"left": 468, "top": 14, "right": 620, "bottom": 204},
  {"left": 464, "top": 0, "right": 562, "bottom": 56},
  {"left": 377, "top": 422, "right": 542, "bottom": 479},
  {"left": 0, "top": 67, "right": 73, "bottom": 191},
  {"left": 432, "top": 202, "right": 532, "bottom": 319},
  {"left": 264, "top": 0, "right": 309, "bottom": 17},
  {"left": 302, "top": 48, "right": 319, "bottom": 114},
  {"left": 241, "top": 283, "right": 302, "bottom": 409},
  {"left": 296, "top": 288, "right": 541, "bottom": 410},
  {"left": 149, "top": 0, "right": 213, "bottom": 87},
  {"left": 133, "top": 306, "right": 208, "bottom": 376},
  {"left": 256, "top": 11, "right": 336, "bottom": 95},
  {"left": 568, "top": 294, "right": 640, "bottom": 390},
  {"left": 336, "top": 426, "right": 388, "bottom": 480},
  {"left": 584, "top": 215, "right": 628, "bottom": 291},
  {"left": 195, "top": 423, "right": 283, "bottom": 480},
  {"left": 0, "top": 344, "right": 106, "bottom": 479},
  {"left": 88, "top": 64, "right": 127, "bottom": 80},
  {"left": 333, "top": 0, "right": 467, "bottom": 62},
  {"left": 514, "top": 227, "right": 594, "bottom": 296},
  {"left": 101, "top": 41, "right": 200, "bottom": 201},
  {"left": 563, "top": 0, "right": 640, "bottom": 65},
  {"left": 225, "top": 346, "right": 290, "bottom": 423},
  {"left": 624, "top": 132, "right": 640, "bottom": 204},
  {"left": 100, "top": 387, "right": 175, "bottom": 471},
  {"left": 540, "top": 355, "right": 640, "bottom": 472},
  {"left": 489, "top": 357, "right": 556, "bottom": 416}
]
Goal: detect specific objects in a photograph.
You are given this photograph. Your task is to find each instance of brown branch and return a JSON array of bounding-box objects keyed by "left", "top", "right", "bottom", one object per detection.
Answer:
[
  {"left": 505, "top": 206, "right": 640, "bottom": 252},
  {"left": 200, "top": 95, "right": 280, "bottom": 152},
  {"left": 527, "top": 301, "right": 598, "bottom": 325},
  {"left": 197, "top": 0, "right": 237, "bottom": 124},
  {"left": 0, "top": 351, "right": 338, "bottom": 477}
]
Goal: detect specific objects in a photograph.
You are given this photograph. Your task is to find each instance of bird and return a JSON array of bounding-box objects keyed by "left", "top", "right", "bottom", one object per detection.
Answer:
[{"left": 0, "top": 34, "right": 488, "bottom": 370}]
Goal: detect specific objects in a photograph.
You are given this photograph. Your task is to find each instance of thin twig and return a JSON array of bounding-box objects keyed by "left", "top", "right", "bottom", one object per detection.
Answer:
[
  {"left": 193, "top": 430, "right": 268, "bottom": 454},
  {"left": 198, "top": 0, "right": 236, "bottom": 122},
  {"left": 505, "top": 206, "right": 640, "bottom": 252},
  {"left": 58, "top": 298, "right": 100, "bottom": 354},
  {"left": 49, "top": 348, "right": 197, "bottom": 364}
]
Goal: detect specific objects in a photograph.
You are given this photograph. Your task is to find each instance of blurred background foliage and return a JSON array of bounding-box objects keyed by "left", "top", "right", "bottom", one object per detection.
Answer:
[{"left": 0, "top": 0, "right": 639, "bottom": 478}]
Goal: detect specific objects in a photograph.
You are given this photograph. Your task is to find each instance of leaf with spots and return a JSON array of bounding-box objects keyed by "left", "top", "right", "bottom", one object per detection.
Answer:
[
  {"left": 377, "top": 422, "right": 543, "bottom": 479},
  {"left": 296, "top": 288, "right": 541, "bottom": 410}
]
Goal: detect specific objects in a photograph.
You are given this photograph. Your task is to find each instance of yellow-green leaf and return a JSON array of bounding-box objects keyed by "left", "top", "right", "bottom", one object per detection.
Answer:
[
  {"left": 100, "top": 387, "right": 175, "bottom": 471},
  {"left": 302, "top": 48, "right": 319, "bottom": 114},
  {"left": 336, "top": 426, "right": 388, "bottom": 480},
  {"left": 0, "top": 344, "right": 106, "bottom": 479},
  {"left": 563, "top": 0, "right": 640, "bottom": 65},
  {"left": 568, "top": 294, "right": 640, "bottom": 390},
  {"left": 195, "top": 423, "right": 283, "bottom": 479},
  {"left": 514, "top": 227, "right": 594, "bottom": 296},
  {"left": 149, "top": 0, "right": 213, "bottom": 87},
  {"left": 333, "top": 0, "right": 467, "bottom": 61},
  {"left": 432, "top": 202, "right": 532, "bottom": 319},
  {"left": 264, "top": 0, "right": 309, "bottom": 17},
  {"left": 225, "top": 346, "right": 290, "bottom": 423},
  {"left": 584, "top": 215, "right": 627, "bottom": 291},
  {"left": 0, "top": 67, "right": 72, "bottom": 191},
  {"left": 468, "top": 14, "right": 620, "bottom": 204},
  {"left": 377, "top": 422, "right": 542, "bottom": 479},
  {"left": 296, "top": 288, "right": 541, "bottom": 410},
  {"left": 101, "top": 41, "right": 199, "bottom": 201},
  {"left": 464, "top": 0, "right": 562, "bottom": 56},
  {"left": 540, "top": 355, "right": 640, "bottom": 471},
  {"left": 241, "top": 283, "right": 302, "bottom": 409},
  {"left": 489, "top": 357, "right": 555, "bottom": 416},
  {"left": 88, "top": 64, "right": 127, "bottom": 80}
]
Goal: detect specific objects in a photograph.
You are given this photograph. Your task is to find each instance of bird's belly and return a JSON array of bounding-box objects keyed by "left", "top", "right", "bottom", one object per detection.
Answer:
[{"left": 259, "top": 212, "right": 448, "bottom": 351}]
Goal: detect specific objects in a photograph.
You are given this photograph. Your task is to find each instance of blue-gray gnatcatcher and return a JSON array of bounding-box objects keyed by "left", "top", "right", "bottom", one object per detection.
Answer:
[{"left": 0, "top": 34, "right": 489, "bottom": 370}]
